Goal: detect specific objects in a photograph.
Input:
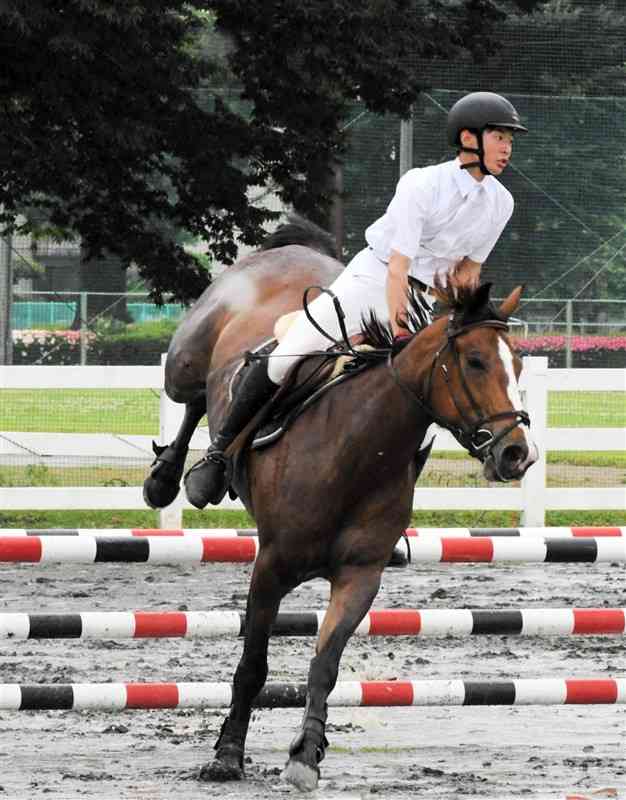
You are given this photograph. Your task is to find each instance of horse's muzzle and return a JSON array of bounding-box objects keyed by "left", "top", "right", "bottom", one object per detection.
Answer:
[{"left": 482, "top": 433, "right": 539, "bottom": 483}]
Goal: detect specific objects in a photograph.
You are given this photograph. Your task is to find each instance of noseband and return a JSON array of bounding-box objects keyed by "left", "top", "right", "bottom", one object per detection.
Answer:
[{"left": 389, "top": 316, "right": 530, "bottom": 462}]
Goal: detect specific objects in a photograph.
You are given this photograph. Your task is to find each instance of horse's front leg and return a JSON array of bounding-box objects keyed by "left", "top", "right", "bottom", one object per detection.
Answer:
[
  {"left": 200, "top": 547, "right": 289, "bottom": 782},
  {"left": 282, "top": 563, "right": 382, "bottom": 792},
  {"left": 143, "top": 395, "right": 205, "bottom": 508}
]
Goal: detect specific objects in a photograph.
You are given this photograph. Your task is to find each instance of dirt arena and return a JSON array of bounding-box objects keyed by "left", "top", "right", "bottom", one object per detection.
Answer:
[{"left": 0, "top": 553, "right": 624, "bottom": 799}]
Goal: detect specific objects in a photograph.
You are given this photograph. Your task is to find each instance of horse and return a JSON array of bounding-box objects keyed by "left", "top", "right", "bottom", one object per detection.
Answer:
[{"left": 143, "top": 217, "right": 538, "bottom": 792}]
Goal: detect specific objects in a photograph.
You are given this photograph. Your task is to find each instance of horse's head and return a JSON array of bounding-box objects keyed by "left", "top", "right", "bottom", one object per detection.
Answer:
[{"left": 399, "top": 275, "right": 538, "bottom": 482}]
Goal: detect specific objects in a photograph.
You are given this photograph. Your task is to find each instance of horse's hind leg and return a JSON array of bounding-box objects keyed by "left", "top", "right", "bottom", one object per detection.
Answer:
[
  {"left": 143, "top": 395, "right": 205, "bottom": 509},
  {"left": 282, "top": 563, "right": 382, "bottom": 792},
  {"left": 200, "top": 547, "right": 290, "bottom": 782}
]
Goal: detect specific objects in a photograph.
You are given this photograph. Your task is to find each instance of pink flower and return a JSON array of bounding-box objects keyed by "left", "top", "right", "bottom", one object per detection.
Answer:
[
  {"left": 512, "top": 335, "right": 626, "bottom": 354},
  {"left": 12, "top": 329, "right": 95, "bottom": 343}
]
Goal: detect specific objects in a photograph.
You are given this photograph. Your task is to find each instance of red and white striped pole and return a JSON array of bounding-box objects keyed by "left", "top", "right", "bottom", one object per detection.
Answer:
[{"left": 1, "top": 679, "right": 624, "bottom": 711}]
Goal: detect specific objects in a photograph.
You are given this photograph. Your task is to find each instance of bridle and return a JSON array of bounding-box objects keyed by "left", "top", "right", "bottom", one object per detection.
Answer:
[
  {"left": 388, "top": 314, "right": 530, "bottom": 462},
  {"left": 279, "top": 286, "right": 530, "bottom": 463}
]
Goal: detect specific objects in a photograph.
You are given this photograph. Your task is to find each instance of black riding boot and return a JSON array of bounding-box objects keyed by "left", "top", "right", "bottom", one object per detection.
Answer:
[{"left": 184, "top": 359, "right": 277, "bottom": 508}]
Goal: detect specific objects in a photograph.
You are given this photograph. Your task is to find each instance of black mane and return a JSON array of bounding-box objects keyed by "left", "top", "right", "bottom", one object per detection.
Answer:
[
  {"left": 359, "top": 271, "right": 505, "bottom": 349},
  {"left": 434, "top": 273, "right": 506, "bottom": 328},
  {"left": 260, "top": 214, "right": 339, "bottom": 260},
  {"left": 360, "top": 282, "right": 431, "bottom": 348}
]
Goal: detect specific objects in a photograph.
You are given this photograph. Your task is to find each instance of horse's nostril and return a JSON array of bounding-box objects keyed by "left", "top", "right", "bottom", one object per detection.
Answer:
[{"left": 502, "top": 444, "right": 525, "bottom": 467}]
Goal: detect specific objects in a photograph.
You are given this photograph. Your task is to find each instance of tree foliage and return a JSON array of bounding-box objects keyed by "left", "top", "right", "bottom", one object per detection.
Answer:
[
  {"left": 1, "top": 1, "right": 250, "bottom": 300},
  {"left": 0, "top": 0, "right": 506, "bottom": 301},
  {"left": 210, "top": 0, "right": 505, "bottom": 218}
]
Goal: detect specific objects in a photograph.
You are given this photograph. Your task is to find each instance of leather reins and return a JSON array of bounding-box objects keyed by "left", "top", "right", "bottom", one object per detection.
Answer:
[{"left": 388, "top": 315, "right": 530, "bottom": 462}]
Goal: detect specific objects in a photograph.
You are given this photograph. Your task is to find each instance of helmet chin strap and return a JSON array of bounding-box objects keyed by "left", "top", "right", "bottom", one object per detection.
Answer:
[{"left": 458, "top": 129, "right": 492, "bottom": 176}]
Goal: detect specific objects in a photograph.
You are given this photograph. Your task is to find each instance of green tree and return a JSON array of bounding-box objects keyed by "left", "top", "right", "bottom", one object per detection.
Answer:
[
  {"left": 0, "top": 0, "right": 507, "bottom": 302},
  {"left": 1, "top": 1, "right": 241, "bottom": 301}
]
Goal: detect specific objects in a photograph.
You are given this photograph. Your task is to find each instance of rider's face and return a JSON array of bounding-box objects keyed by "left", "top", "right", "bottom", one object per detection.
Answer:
[{"left": 481, "top": 128, "right": 514, "bottom": 175}]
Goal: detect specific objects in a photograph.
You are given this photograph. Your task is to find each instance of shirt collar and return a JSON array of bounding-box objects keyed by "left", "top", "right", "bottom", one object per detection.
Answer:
[{"left": 452, "top": 158, "right": 493, "bottom": 198}]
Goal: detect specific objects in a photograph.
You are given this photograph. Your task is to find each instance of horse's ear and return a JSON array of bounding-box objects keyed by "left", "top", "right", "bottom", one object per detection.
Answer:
[
  {"left": 432, "top": 272, "right": 448, "bottom": 306},
  {"left": 468, "top": 281, "right": 492, "bottom": 315},
  {"left": 498, "top": 285, "right": 524, "bottom": 319}
]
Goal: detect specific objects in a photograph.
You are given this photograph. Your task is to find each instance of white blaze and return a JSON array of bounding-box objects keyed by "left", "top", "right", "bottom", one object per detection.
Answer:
[{"left": 497, "top": 338, "right": 537, "bottom": 461}]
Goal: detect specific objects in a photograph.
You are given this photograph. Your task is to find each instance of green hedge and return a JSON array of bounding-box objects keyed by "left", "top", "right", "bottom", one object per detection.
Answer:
[
  {"left": 13, "top": 320, "right": 178, "bottom": 366},
  {"left": 88, "top": 320, "right": 178, "bottom": 365},
  {"left": 13, "top": 327, "right": 626, "bottom": 368}
]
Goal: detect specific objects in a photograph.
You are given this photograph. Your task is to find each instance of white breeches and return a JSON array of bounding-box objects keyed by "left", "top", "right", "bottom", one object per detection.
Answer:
[{"left": 267, "top": 247, "right": 390, "bottom": 385}]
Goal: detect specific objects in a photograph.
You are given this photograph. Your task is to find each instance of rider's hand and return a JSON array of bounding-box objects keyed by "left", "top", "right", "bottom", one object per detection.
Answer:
[{"left": 393, "top": 330, "right": 412, "bottom": 348}]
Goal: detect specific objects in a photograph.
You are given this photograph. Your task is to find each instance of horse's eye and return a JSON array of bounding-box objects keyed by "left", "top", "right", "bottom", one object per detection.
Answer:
[{"left": 467, "top": 355, "right": 486, "bottom": 371}]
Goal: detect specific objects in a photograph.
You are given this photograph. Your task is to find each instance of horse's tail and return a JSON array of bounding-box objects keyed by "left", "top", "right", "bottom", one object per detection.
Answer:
[{"left": 260, "top": 213, "right": 339, "bottom": 260}]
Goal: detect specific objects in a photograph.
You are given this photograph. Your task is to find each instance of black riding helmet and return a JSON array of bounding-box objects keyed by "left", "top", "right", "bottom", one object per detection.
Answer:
[{"left": 447, "top": 92, "right": 528, "bottom": 176}]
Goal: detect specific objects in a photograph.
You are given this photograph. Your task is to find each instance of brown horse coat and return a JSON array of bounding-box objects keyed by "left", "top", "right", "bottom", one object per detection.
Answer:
[{"left": 148, "top": 225, "right": 536, "bottom": 792}]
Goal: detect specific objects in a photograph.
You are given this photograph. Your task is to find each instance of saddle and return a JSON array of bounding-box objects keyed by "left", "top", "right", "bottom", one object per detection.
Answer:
[{"left": 231, "top": 338, "right": 378, "bottom": 452}]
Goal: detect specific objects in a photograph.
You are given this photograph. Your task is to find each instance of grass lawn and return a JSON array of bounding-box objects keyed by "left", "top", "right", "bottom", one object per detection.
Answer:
[
  {"left": 0, "top": 465, "right": 146, "bottom": 487},
  {"left": 0, "top": 389, "right": 623, "bottom": 434},
  {"left": 431, "top": 450, "right": 626, "bottom": 468},
  {"left": 0, "top": 508, "right": 623, "bottom": 530},
  {"left": 549, "top": 391, "right": 626, "bottom": 428},
  {"left": 0, "top": 389, "right": 162, "bottom": 435}
]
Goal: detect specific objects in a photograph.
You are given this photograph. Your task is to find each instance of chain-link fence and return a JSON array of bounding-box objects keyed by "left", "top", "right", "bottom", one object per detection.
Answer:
[
  {"left": 338, "top": 4, "right": 626, "bottom": 371},
  {"left": 341, "top": 90, "right": 626, "bottom": 300},
  {"left": 6, "top": 290, "right": 625, "bottom": 367}
]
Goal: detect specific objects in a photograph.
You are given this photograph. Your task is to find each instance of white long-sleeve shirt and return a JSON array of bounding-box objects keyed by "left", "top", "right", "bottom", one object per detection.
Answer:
[{"left": 364, "top": 158, "right": 514, "bottom": 287}]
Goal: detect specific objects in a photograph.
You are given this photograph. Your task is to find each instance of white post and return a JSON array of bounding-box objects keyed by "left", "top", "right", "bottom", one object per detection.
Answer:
[
  {"left": 399, "top": 116, "right": 413, "bottom": 177},
  {"left": 520, "top": 356, "right": 549, "bottom": 527},
  {"left": 565, "top": 299, "right": 573, "bottom": 369},
  {"left": 0, "top": 232, "right": 13, "bottom": 365},
  {"left": 79, "top": 292, "right": 88, "bottom": 365},
  {"left": 158, "top": 353, "right": 185, "bottom": 529}
]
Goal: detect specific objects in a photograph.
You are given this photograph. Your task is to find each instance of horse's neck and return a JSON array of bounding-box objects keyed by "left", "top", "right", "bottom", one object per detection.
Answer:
[
  {"left": 388, "top": 329, "right": 442, "bottom": 440},
  {"left": 345, "top": 352, "right": 434, "bottom": 465},
  {"left": 394, "top": 324, "right": 441, "bottom": 395}
]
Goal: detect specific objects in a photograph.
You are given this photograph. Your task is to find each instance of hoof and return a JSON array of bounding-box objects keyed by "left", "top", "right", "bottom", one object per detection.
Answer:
[
  {"left": 198, "top": 757, "right": 244, "bottom": 783},
  {"left": 184, "top": 459, "right": 228, "bottom": 509},
  {"left": 143, "top": 443, "right": 186, "bottom": 509},
  {"left": 142, "top": 476, "right": 180, "bottom": 510},
  {"left": 281, "top": 759, "right": 319, "bottom": 792},
  {"left": 387, "top": 542, "right": 409, "bottom": 568},
  {"left": 183, "top": 474, "right": 210, "bottom": 510}
]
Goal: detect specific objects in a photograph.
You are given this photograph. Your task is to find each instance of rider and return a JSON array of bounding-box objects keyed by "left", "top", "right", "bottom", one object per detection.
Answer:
[{"left": 190, "top": 91, "right": 528, "bottom": 506}]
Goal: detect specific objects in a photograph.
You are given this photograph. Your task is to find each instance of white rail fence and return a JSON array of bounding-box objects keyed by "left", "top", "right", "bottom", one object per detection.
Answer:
[{"left": 0, "top": 357, "right": 624, "bottom": 527}]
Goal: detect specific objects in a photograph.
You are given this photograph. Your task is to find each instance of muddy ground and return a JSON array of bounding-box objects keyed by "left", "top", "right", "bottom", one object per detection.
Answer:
[{"left": 0, "top": 554, "right": 624, "bottom": 800}]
